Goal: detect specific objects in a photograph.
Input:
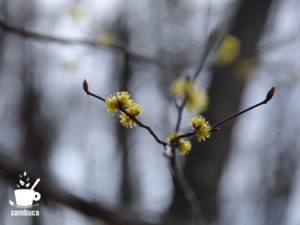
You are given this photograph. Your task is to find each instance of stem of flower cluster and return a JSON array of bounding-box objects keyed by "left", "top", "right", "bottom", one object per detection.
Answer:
[{"left": 83, "top": 80, "right": 167, "bottom": 147}]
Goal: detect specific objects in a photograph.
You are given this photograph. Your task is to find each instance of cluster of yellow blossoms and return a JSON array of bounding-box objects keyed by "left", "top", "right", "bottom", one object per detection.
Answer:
[
  {"left": 189, "top": 115, "right": 211, "bottom": 142},
  {"left": 166, "top": 132, "right": 192, "bottom": 155},
  {"left": 105, "top": 86, "right": 211, "bottom": 156},
  {"left": 217, "top": 34, "right": 240, "bottom": 66},
  {"left": 167, "top": 79, "right": 212, "bottom": 155},
  {"left": 166, "top": 116, "right": 211, "bottom": 155},
  {"left": 104, "top": 91, "right": 144, "bottom": 128},
  {"left": 170, "top": 78, "right": 208, "bottom": 113}
]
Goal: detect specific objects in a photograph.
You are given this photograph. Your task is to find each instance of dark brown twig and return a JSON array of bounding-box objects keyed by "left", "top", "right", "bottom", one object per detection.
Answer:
[
  {"left": 211, "top": 86, "right": 275, "bottom": 130},
  {"left": 170, "top": 131, "right": 196, "bottom": 144},
  {"left": 119, "top": 107, "right": 167, "bottom": 147},
  {"left": 84, "top": 89, "right": 106, "bottom": 102},
  {"left": 83, "top": 80, "right": 167, "bottom": 147},
  {"left": 170, "top": 87, "right": 275, "bottom": 143}
]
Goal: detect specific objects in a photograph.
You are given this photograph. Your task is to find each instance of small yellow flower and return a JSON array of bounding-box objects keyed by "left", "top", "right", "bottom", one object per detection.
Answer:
[
  {"left": 234, "top": 59, "right": 259, "bottom": 80},
  {"left": 117, "top": 91, "right": 133, "bottom": 107},
  {"left": 166, "top": 132, "right": 192, "bottom": 155},
  {"left": 105, "top": 91, "right": 133, "bottom": 116},
  {"left": 170, "top": 78, "right": 208, "bottom": 113},
  {"left": 217, "top": 34, "right": 240, "bottom": 66},
  {"left": 127, "top": 102, "right": 144, "bottom": 116},
  {"left": 189, "top": 115, "right": 211, "bottom": 142},
  {"left": 98, "top": 33, "right": 115, "bottom": 47},
  {"left": 178, "top": 140, "right": 192, "bottom": 155},
  {"left": 119, "top": 102, "right": 144, "bottom": 128},
  {"left": 186, "top": 89, "right": 209, "bottom": 113},
  {"left": 170, "top": 79, "right": 193, "bottom": 98},
  {"left": 105, "top": 96, "right": 118, "bottom": 115},
  {"left": 166, "top": 132, "right": 181, "bottom": 142},
  {"left": 69, "top": 7, "right": 84, "bottom": 21},
  {"left": 119, "top": 112, "right": 135, "bottom": 128}
]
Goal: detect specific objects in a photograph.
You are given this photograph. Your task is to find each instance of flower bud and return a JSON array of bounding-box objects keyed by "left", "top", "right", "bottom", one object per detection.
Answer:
[
  {"left": 265, "top": 86, "right": 275, "bottom": 102},
  {"left": 83, "top": 79, "right": 89, "bottom": 93}
]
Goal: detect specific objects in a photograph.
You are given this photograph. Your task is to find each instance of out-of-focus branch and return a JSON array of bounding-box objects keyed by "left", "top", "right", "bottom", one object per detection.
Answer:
[
  {"left": 0, "top": 148, "right": 156, "bottom": 225},
  {"left": 1, "top": 19, "right": 298, "bottom": 75},
  {"left": 174, "top": 28, "right": 223, "bottom": 133},
  {"left": 192, "top": 28, "right": 225, "bottom": 80},
  {"left": 168, "top": 150, "right": 206, "bottom": 225},
  {"left": 174, "top": 98, "right": 187, "bottom": 132},
  {"left": 0, "top": 19, "right": 170, "bottom": 70}
]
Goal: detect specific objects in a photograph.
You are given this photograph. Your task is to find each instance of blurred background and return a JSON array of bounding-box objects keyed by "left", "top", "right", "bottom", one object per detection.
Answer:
[{"left": 0, "top": 0, "right": 300, "bottom": 224}]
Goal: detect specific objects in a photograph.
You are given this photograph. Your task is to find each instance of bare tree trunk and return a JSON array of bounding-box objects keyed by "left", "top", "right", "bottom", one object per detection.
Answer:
[
  {"left": 113, "top": 17, "right": 135, "bottom": 205},
  {"left": 15, "top": 2, "right": 57, "bottom": 225}
]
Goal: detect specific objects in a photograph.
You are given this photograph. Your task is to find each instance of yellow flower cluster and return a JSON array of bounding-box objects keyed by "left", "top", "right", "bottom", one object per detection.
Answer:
[
  {"left": 217, "top": 34, "right": 240, "bottom": 66},
  {"left": 234, "top": 59, "right": 259, "bottom": 80},
  {"left": 166, "top": 132, "right": 192, "bottom": 155},
  {"left": 170, "top": 78, "right": 208, "bottom": 113},
  {"left": 189, "top": 115, "right": 211, "bottom": 142},
  {"left": 69, "top": 7, "right": 84, "bottom": 21},
  {"left": 105, "top": 91, "right": 144, "bottom": 128},
  {"left": 119, "top": 103, "right": 144, "bottom": 128},
  {"left": 98, "top": 33, "right": 115, "bottom": 47}
]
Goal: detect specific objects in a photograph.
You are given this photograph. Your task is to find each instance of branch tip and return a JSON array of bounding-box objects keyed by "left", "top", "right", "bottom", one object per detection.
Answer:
[
  {"left": 83, "top": 79, "right": 89, "bottom": 94},
  {"left": 265, "top": 86, "right": 275, "bottom": 103}
]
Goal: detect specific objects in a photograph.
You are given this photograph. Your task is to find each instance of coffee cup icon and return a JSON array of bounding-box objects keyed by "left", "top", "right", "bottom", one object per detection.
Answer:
[
  {"left": 14, "top": 189, "right": 41, "bottom": 206},
  {"left": 9, "top": 174, "right": 41, "bottom": 208}
]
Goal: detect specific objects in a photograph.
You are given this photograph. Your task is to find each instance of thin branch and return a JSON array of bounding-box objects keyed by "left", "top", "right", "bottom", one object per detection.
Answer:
[
  {"left": 212, "top": 86, "right": 275, "bottom": 130},
  {"left": 0, "top": 19, "right": 170, "bottom": 70},
  {"left": 119, "top": 107, "right": 167, "bottom": 147},
  {"left": 83, "top": 80, "right": 167, "bottom": 147},
  {"left": 175, "top": 98, "right": 187, "bottom": 132},
  {"left": 192, "top": 28, "right": 225, "bottom": 80},
  {"left": 192, "top": 43, "right": 211, "bottom": 80},
  {"left": 82, "top": 79, "right": 105, "bottom": 101},
  {"left": 171, "top": 131, "right": 196, "bottom": 143},
  {"left": 171, "top": 87, "right": 275, "bottom": 142}
]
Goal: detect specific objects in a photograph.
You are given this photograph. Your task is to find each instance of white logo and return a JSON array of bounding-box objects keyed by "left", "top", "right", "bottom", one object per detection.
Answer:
[{"left": 9, "top": 171, "right": 41, "bottom": 216}]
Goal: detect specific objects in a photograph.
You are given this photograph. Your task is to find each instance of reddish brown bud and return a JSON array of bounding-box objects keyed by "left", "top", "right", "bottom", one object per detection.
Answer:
[
  {"left": 83, "top": 79, "right": 89, "bottom": 93},
  {"left": 265, "top": 86, "right": 275, "bottom": 102}
]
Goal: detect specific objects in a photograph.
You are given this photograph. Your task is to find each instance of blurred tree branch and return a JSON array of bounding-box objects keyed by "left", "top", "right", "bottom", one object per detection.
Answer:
[
  {"left": 0, "top": 18, "right": 299, "bottom": 76},
  {"left": 0, "top": 149, "right": 156, "bottom": 225},
  {"left": 0, "top": 19, "right": 171, "bottom": 70}
]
